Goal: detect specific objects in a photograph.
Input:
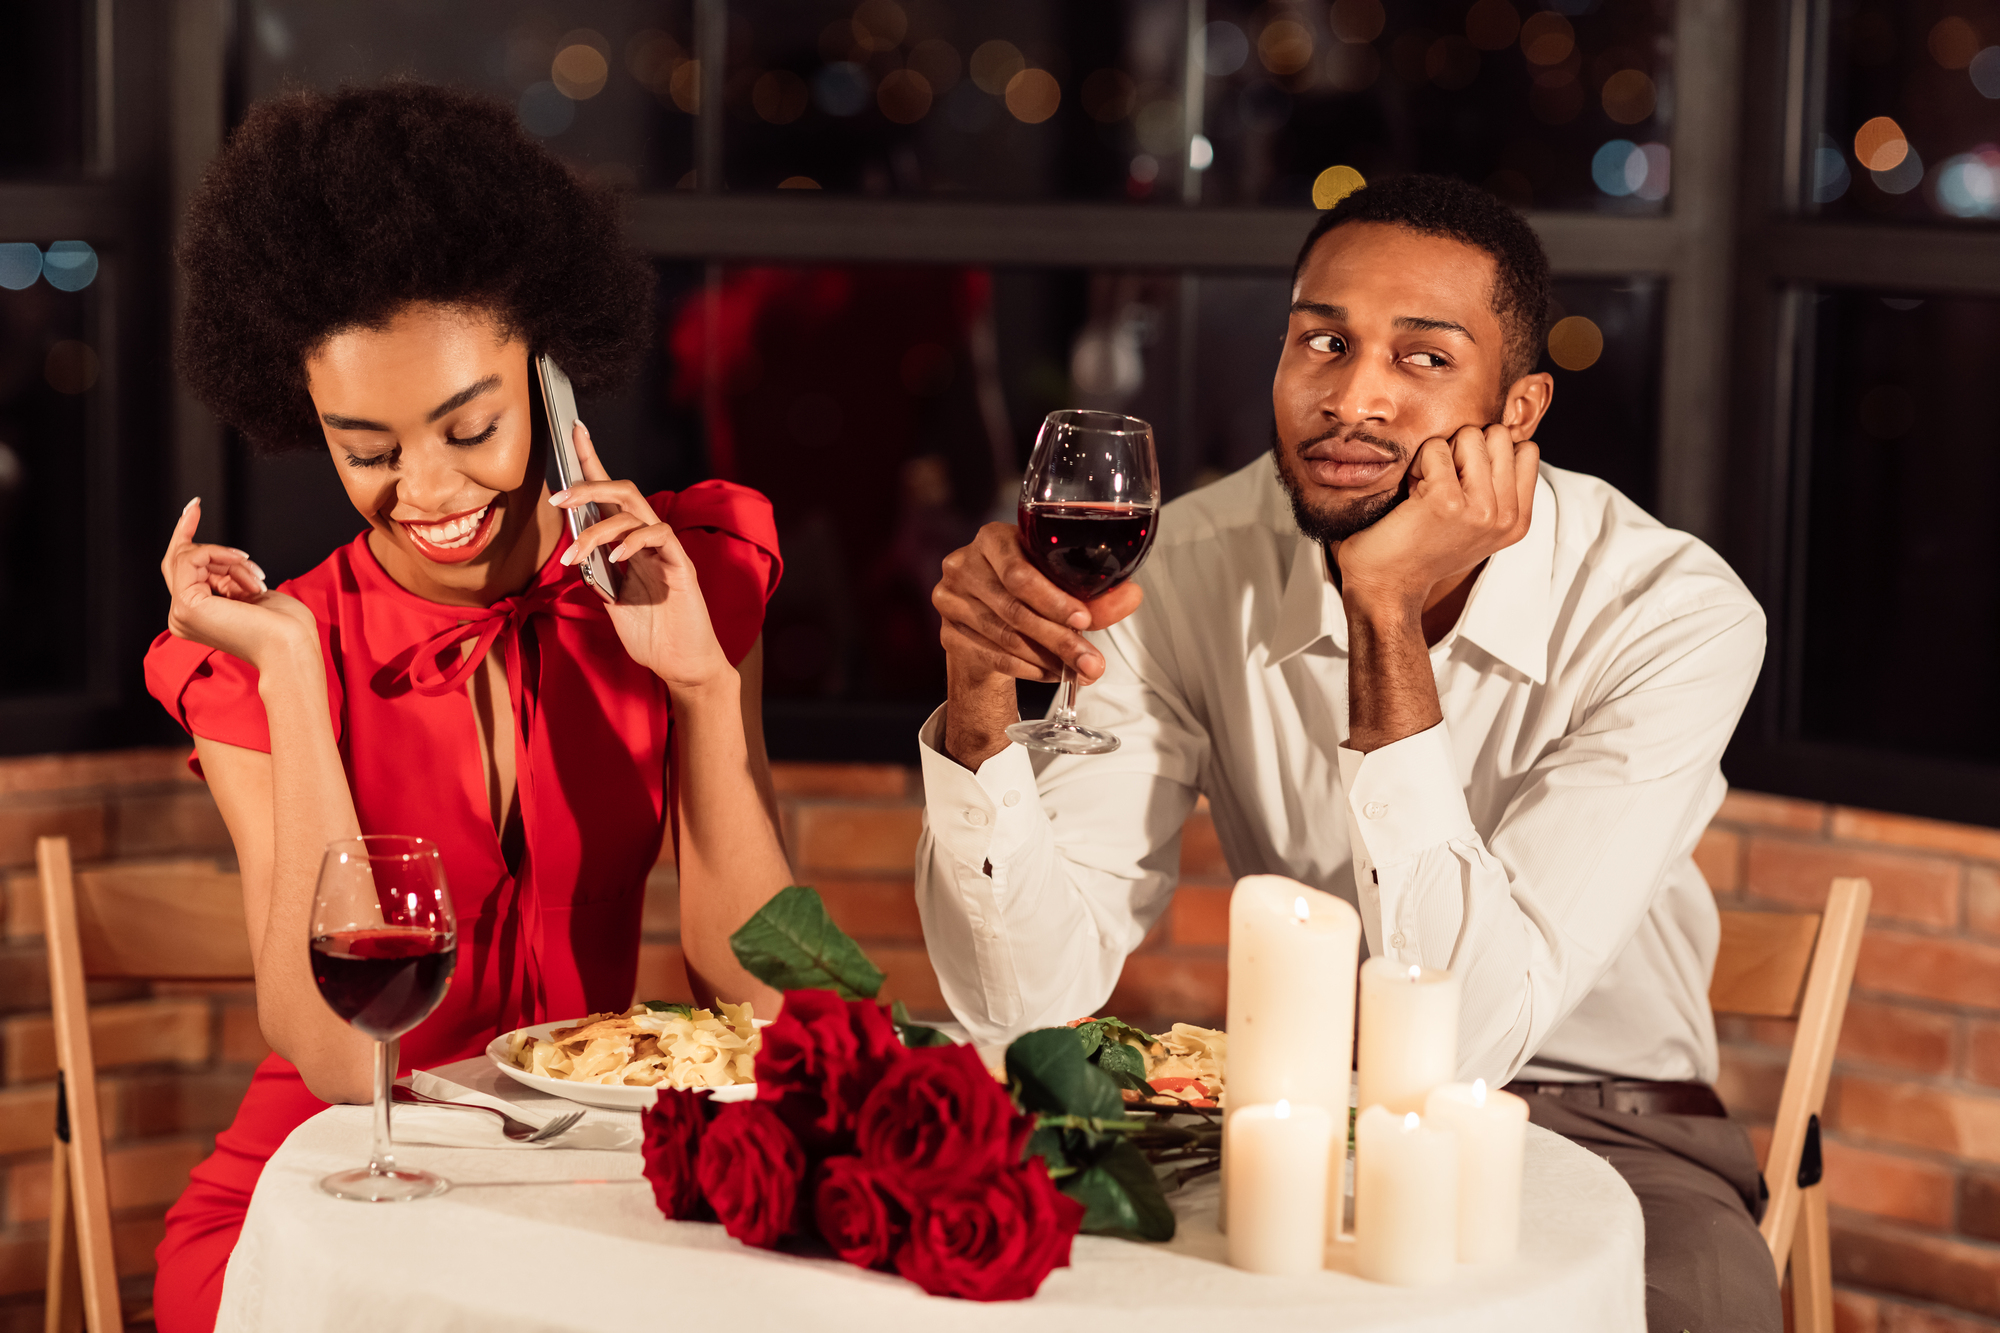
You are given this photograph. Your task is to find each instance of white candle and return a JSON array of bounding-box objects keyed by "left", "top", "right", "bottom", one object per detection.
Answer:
[
  {"left": 1424, "top": 1080, "right": 1528, "bottom": 1264},
  {"left": 1224, "top": 1100, "right": 1335, "bottom": 1275},
  {"left": 1356, "top": 957, "right": 1460, "bottom": 1115},
  {"left": 1354, "top": 1106, "right": 1459, "bottom": 1287},
  {"left": 1224, "top": 875, "right": 1361, "bottom": 1237}
]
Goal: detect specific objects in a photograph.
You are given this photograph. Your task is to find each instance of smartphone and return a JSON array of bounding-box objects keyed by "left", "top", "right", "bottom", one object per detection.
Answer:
[{"left": 537, "top": 353, "right": 621, "bottom": 604}]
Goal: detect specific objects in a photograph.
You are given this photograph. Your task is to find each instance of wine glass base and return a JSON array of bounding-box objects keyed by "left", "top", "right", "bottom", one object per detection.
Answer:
[
  {"left": 1005, "top": 718, "right": 1122, "bottom": 755},
  {"left": 317, "top": 1166, "right": 450, "bottom": 1203}
]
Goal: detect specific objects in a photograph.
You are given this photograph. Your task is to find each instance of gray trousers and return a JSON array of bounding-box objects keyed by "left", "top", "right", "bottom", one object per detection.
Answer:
[{"left": 1518, "top": 1094, "right": 1782, "bottom": 1333}]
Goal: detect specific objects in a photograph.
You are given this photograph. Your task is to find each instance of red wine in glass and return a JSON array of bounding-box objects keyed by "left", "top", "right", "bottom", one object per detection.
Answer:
[
  {"left": 310, "top": 928, "right": 456, "bottom": 1042},
  {"left": 1016, "top": 502, "right": 1157, "bottom": 601},
  {"left": 310, "top": 835, "right": 457, "bottom": 1202},
  {"left": 1005, "top": 410, "right": 1161, "bottom": 756}
]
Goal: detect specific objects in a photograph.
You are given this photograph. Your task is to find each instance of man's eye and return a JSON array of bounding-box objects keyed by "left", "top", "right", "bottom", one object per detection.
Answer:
[
  {"left": 1306, "top": 332, "right": 1344, "bottom": 354},
  {"left": 446, "top": 420, "right": 499, "bottom": 447},
  {"left": 1406, "top": 352, "right": 1451, "bottom": 369}
]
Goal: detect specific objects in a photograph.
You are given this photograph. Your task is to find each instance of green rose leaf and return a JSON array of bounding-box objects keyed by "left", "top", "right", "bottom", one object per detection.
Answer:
[
  {"left": 1060, "top": 1139, "right": 1177, "bottom": 1241},
  {"left": 1074, "top": 1022, "right": 1107, "bottom": 1059},
  {"left": 1092, "top": 1040, "right": 1157, "bottom": 1097},
  {"left": 1007, "top": 1028, "right": 1126, "bottom": 1120},
  {"left": 727, "top": 885, "right": 885, "bottom": 1000},
  {"left": 1090, "top": 1016, "right": 1157, "bottom": 1048},
  {"left": 891, "top": 999, "right": 954, "bottom": 1048}
]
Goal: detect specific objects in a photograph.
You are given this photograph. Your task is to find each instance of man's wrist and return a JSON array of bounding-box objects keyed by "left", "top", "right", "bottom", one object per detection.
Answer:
[{"left": 942, "top": 665, "right": 1018, "bottom": 771}]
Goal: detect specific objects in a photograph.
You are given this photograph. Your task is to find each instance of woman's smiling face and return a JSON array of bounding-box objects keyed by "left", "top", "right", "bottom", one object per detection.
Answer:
[{"left": 305, "top": 302, "right": 560, "bottom": 603}]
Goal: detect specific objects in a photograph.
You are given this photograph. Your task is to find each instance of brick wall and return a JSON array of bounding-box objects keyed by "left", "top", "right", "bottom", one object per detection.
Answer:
[{"left": 3, "top": 753, "right": 1999, "bottom": 1329}]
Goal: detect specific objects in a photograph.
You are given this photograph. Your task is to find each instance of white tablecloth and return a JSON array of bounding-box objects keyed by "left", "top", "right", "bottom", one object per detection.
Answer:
[{"left": 217, "top": 1058, "right": 1644, "bottom": 1332}]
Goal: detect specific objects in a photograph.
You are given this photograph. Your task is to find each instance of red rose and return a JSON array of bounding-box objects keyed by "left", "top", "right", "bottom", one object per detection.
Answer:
[
  {"left": 640, "top": 1087, "right": 718, "bottom": 1220},
  {"left": 813, "top": 1155, "right": 904, "bottom": 1271},
  {"left": 855, "top": 1043, "right": 1030, "bottom": 1190},
  {"left": 755, "top": 989, "right": 905, "bottom": 1153},
  {"left": 696, "top": 1102, "right": 807, "bottom": 1249},
  {"left": 894, "top": 1157, "right": 1086, "bottom": 1301}
]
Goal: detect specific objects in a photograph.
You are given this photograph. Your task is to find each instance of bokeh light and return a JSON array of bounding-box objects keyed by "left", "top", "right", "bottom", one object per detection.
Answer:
[
  {"left": 1189, "top": 133, "right": 1214, "bottom": 170},
  {"left": 815, "top": 63, "right": 871, "bottom": 117},
  {"left": 969, "top": 40, "right": 1024, "bottom": 95},
  {"left": 753, "top": 70, "right": 809, "bottom": 124},
  {"left": 1200, "top": 22, "right": 1249, "bottom": 77},
  {"left": 778, "top": 176, "right": 821, "bottom": 190},
  {"left": 41, "top": 241, "right": 97, "bottom": 292},
  {"left": 625, "top": 31, "right": 680, "bottom": 96},
  {"left": 0, "top": 244, "right": 40, "bottom": 291},
  {"left": 1873, "top": 146, "right": 1924, "bottom": 195},
  {"left": 1591, "top": 140, "right": 1640, "bottom": 195},
  {"left": 1312, "top": 164, "right": 1366, "bottom": 208},
  {"left": 1971, "top": 47, "right": 2000, "bottom": 98},
  {"left": 551, "top": 40, "right": 608, "bottom": 99},
  {"left": 1858, "top": 385, "right": 1915, "bottom": 439},
  {"left": 1329, "top": 0, "right": 1386, "bottom": 44},
  {"left": 851, "top": 0, "right": 907, "bottom": 53},
  {"left": 1465, "top": 0, "right": 1520, "bottom": 51},
  {"left": 670, "top": 61, "right": 701, "bottom": 114},
  {"left": 1854, "top": 116, "right": 1908, "bottom": 172},
  {"left": 1601, "top": 69, "right": 1656, "bottom": 124},
  {"left": 1258, "top": 20, "right": 1313, "bottom": 76},
  {"left": 1547, "top": 316, "right": 1603, "bottom": 371},
  {"left": 1081, "top": 68, "right": 1136, "bottom": 122},
  {"left": 1812, "top": 135, "right": 1852, "bottom": 203},
  {"left": 908, "top": 39, "right": 961, "bottom": 94},
  {"left": 44, "top": 340, "right": 98, "bottom": 394},
  {"left": 1933, "top": 148, "right": 2000, "bottom": 218},
  {"left": 1005, "top": 69, "right": 1060, "bottom": 124},
  {"left": 1520, "top": 13, "right": 1575, "bottom": 66},
  {"left": 517, "top": 82, "right": 574, "bottom": 136},
  {"left": 878, "top": 68, "right": 933, "bottom": 124},
  {"left": 1930, "top": 17, "right": 1981, "bottom": 70}
]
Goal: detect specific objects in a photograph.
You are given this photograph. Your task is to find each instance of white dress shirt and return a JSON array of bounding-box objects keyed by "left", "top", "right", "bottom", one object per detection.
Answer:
[{"left": 914, "top": 458, "right": 1765, "bottom": 1087}]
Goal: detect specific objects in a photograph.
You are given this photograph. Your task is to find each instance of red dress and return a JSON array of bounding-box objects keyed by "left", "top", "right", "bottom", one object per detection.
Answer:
[{"left": 142, "top": 483, "right": 780, "bottom": 1333}]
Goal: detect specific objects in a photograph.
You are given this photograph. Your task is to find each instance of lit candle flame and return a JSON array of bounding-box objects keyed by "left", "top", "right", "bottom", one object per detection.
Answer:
[
  {"left": 1293, "top": 896, "right": 1310, "bottom": 923},
  {"left": 1402, "top": 1112, "right": 1421, "bottom": 1131},
  {"left": 1407, "top": 964, "right": 1422, "bottom": 981},
  {"left": 1473, "top": 1078, "right": 1487, "bottom": 1107},
  {"left": 1275, "top": 1099, "right": 1292, "bottom": 1119}
]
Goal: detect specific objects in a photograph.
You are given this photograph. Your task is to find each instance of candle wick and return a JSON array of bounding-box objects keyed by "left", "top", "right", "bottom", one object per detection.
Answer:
[
  {"left": 1406, "top": 964, "right": 1421, "bottom": 982},
  {"left": 1293, "top": 896, "right": 1310, "bottom": 924}
]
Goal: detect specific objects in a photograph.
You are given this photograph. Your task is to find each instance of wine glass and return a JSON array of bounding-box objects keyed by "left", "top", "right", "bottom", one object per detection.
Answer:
[
  {"left": 1004, "top": 409, "right": 1161, "bottom": 755},
  {"left": 309, "top": 835, "right": 457, "bottom": 1202}
]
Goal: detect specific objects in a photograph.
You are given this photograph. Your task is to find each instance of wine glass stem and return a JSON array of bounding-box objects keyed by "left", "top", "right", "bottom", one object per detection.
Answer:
[
  {"left": 1052, "top": 662, "right": 1081, "bottom": 727},
  {"left": 369, "top": 1037, "right": 397, "bottom": 1177}
]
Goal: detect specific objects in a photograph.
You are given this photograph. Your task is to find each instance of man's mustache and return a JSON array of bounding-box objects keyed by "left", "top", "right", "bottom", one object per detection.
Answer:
[{"left": 1291, "top": 424, "right": 1411, "bottom": 463}]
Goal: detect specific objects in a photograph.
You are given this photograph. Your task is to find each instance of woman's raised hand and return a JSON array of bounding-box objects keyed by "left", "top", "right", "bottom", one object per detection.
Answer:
[
  {"left": 161, "top": 499, "right": 318, "bottom": 666},
  {"left": 553, "top": 422, "right": 733, "bottom": 695}
]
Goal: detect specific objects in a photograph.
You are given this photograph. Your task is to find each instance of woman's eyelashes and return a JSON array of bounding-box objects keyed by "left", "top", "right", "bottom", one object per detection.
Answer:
[
  {"left": 344, "top": 447, "right": 396, "bottom": 470},
  {"left": 445, "top": 418, "right": 500, "bottom": 447},
  {"left": 341, "top": 418, "right": 497, "bottom": 468}
]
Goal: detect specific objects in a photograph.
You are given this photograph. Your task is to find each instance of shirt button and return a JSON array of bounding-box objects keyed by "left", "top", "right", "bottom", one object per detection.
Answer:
[
  {"left": 965, "top": 809, "right": 989, "bottom": 826},
  {"left": 1389, "top": 932, "right": 1407, "bottom": 949},
  {"left": 1363, "top": 801, "right": 1389, "bottom": 819},
  {"left": 1002, "top": 790, "right": 1021, "bottom": 807}
]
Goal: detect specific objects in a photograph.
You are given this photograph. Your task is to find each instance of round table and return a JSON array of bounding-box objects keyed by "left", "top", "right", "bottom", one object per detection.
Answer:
[{"left": 216, "top": 1058, "right": 1645, "bottom": 1332}]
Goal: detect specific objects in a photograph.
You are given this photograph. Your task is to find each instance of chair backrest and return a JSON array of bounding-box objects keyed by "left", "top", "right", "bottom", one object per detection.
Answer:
[
  {"left": 1707, "top": 878, "right": 1872, "bottom": 1267},
  {"left": 38, "top": 836, "right": 252, "bottom": 1333}
]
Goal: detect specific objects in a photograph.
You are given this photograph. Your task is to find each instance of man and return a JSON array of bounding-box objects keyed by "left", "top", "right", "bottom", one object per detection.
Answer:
[{"left": 916, "top": 175, "right": 1774, "bottom": 1331}]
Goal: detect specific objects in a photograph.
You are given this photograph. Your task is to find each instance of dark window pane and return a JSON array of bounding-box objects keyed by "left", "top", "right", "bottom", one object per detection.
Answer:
[
  {"left": 0, "top": 275, "right": 96, "bottom": 693},
  {"left": 1534, "top": 276, "right": 1662, "bottom": 513},
  {"left": 1799, "top": 289, "right": 2000, "bottom": 764},
  {"left": 241, "top": 1, "right": 695, "bottom": 190},
  {"left": 722, "top": 0, "right": 1673, "bottom": 210},
  {"left": 1812, "top": 1, "right": 2000, "bottom": 225},
  {"left": 0, "top": 0, "right": 87, "bottom": 180}
]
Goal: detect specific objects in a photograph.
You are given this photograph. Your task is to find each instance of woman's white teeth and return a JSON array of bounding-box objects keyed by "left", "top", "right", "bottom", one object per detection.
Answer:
[{"left": 414, "top": 504, "right": 489, "bottom": 548}]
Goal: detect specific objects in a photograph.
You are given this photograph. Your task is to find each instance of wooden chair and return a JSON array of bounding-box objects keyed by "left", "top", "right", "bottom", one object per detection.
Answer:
[
  {"left": 38, "top": 836, "right": 253, "bottom": 1333},
  {"left": 1709, "top": 876, "right": 1872, "bottom": 1333}
]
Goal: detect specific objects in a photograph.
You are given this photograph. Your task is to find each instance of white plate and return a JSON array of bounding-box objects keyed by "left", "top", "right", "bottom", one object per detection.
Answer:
[{"left": 485, "top": 1017, "right": 763, "bottom": 1112}]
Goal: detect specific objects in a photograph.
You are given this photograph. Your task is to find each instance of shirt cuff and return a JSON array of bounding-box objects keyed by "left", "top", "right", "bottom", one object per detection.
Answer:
[
  {"left": 916, "top": 705, "right": 1049, "bottom": 875},
  {"left": 1336, "top": 720, "right": 1477, "bottom": 868}
]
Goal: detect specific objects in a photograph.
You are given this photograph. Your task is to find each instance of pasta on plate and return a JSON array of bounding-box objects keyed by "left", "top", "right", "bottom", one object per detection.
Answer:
[{"left": 501, "top": 1002, "right": 759, "bottom": 1090}]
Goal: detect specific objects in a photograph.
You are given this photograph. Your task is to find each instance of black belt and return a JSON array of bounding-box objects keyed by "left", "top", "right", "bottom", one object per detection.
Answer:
[{"left": 1503, "top": 1077, "right": 1727, "bottom": 1118}]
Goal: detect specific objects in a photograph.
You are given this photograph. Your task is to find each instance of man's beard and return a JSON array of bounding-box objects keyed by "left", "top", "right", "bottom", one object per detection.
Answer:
[{"left": 1270, "top": 422, "right": 1409, "bottom": 546}]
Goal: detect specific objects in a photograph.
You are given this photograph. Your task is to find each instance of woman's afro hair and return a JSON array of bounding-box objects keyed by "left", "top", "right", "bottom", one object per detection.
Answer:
[{"left": 177, "top": 81, "right": 654, "bottom": 453}]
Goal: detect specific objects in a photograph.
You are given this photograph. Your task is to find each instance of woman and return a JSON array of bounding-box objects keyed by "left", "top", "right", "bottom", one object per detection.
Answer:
[{"left": 145, "top": 83, "right": 791, "bottom": 1330}]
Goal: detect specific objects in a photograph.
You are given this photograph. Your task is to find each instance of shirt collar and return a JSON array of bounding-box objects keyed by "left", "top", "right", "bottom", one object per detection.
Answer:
[{"left": 1265, "top": 471, "right": 1556, "bottom": 683}]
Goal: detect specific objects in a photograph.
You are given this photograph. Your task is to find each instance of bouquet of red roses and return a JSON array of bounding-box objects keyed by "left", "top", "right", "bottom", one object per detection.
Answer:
[{"left": 640, "top": 989, "right": 1085, "bottom": 1300}]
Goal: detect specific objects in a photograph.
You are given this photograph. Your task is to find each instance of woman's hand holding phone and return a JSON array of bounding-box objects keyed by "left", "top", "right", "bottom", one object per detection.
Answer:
[
  {"left": 551, "top": 422, "right": 734, "bottom": 696},
  {"left": 160, "top": 498, "right": 320, "bottom": 670}
]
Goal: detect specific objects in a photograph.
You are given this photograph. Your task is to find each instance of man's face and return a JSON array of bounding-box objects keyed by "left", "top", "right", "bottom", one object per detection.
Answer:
[{"left": 1271, "top": 223, "right": 1533, "bottom": 544}]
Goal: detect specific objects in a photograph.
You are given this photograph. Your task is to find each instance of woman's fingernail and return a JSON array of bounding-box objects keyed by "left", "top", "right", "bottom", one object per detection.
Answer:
[
  {"left": 1067, "top": 611, "right": 1091, "bottom": 629},
  {"left": 550, "top": 489, "right": 569, "bottom": 505},
  {"left": 577, "top": 421, "right": 590, "bottom": 437},
  {"left": 560, "top": 548, "right": 575, "bottom": 566},
  {"left": 183, "top": 497, "right": 199, "bottom": 511},
  {"left": 247, "top": 562, "right": 266, "bottom": 581}
]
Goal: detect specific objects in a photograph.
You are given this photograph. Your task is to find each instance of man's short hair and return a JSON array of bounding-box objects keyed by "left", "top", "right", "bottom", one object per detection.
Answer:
[{"left": 1292, "top": 174, "right": 1552, "bottom": 387}]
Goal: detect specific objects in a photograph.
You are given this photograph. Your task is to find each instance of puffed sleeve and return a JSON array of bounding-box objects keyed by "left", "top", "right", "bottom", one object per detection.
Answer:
[
  {"left": 143, "top": 624, "right": 345, "bottom": 778},
  {"left": 653, "top": 481, "right": 783, "bottom": 666}
]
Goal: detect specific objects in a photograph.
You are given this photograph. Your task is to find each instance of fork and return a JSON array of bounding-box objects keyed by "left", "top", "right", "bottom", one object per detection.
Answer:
[{"left": 392, "top": 1087, "right": 585, "bottom": 1144}]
